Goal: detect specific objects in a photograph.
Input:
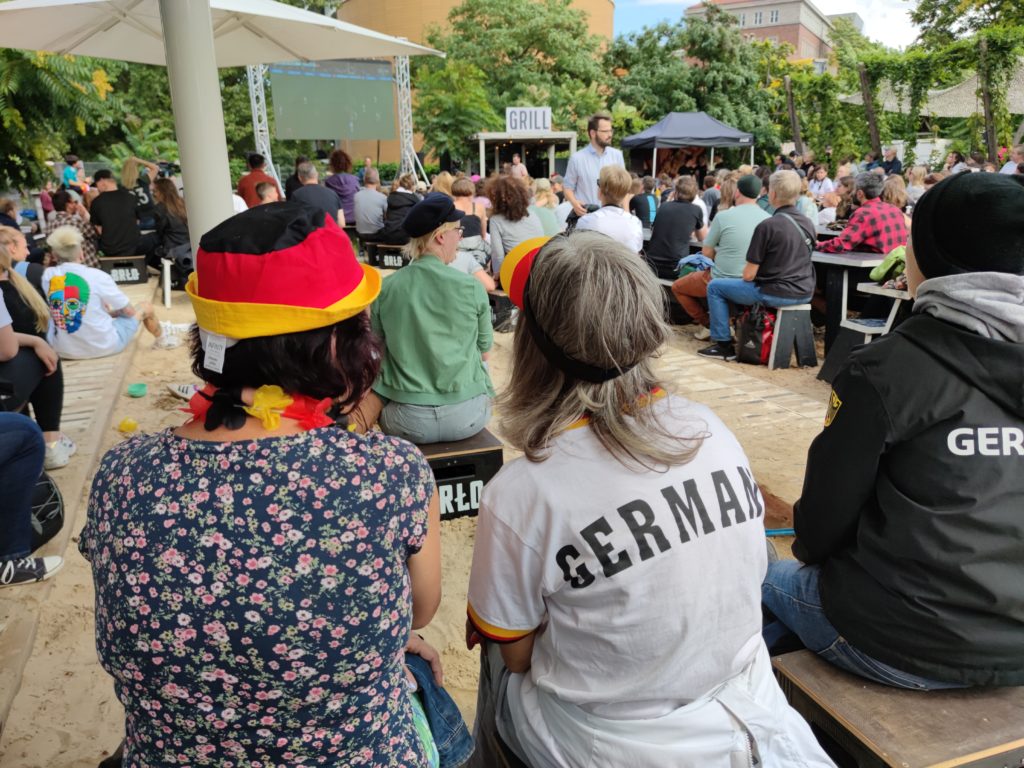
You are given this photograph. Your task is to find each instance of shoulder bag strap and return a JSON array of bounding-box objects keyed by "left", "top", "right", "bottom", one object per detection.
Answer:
[{"left": 779, "top": 212, "right": 815, "bottom": 258}]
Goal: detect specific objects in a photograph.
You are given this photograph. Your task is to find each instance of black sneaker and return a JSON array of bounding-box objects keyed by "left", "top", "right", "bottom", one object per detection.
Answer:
[
  {"left": 697, "top": 341, "right": 737, "bottom": 361},
  {"left": 0, "top": 556, "right": 64, "bottom": 589}
]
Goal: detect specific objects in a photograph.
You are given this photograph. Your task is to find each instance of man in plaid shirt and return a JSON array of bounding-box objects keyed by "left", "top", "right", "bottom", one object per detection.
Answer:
[{"left": 818, "top": 173, "right": 908, "bottom": 254}]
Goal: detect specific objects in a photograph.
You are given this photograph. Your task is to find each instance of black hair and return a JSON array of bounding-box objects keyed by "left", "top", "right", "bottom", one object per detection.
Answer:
[
  {"left": 189, "top": 313, "right": 382, "bottom": 412},
  {"left": 93, "top": 169, "right": 114, "bottom": 183},
  {"left": 247, "top": 152, "right": 265, "bottom": 169},
  {"left": 52, "top": 190, "right": 73, "bottom": 211}
]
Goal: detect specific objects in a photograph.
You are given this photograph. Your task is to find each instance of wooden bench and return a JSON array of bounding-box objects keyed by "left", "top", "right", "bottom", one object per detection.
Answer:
[
  {"left": 657, "top": 277, "right": 694, "bottom": 326},
  {"left": 98, "top": 254, "right": 148, "bottom": 285},
  {"left": 417, "top": 429, "right": 504, "bottom": 521},
  {"left": 365, "top": 242, "right": 410, "bottom": 270},
  {"left": 773, "top": 650, "right": 1024, "bottom": 767}
]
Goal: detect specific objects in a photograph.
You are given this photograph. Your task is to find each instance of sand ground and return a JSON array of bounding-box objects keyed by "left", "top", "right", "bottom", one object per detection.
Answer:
[{"left": 0, "top": 279, "right": 831, "bottom": 767}]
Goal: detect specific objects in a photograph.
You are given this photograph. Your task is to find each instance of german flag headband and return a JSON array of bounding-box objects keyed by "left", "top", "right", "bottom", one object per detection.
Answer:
[
  {"left": 500, "top": 236, "right": 637, "bottom": 384},
  {"left": 186, "top": 202, "right": 380, "bottom": 342}
]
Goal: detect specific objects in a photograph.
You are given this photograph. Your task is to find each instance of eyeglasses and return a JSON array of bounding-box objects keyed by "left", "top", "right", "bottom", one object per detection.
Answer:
[{"left": 453, "top": 226, "right": 465, "bottom": 236}]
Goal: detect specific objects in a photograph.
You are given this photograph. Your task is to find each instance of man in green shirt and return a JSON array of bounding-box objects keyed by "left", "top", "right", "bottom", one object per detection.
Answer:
[
  {"left": 358, "top": 192, "right": 494, "bottom": 444},
  {"left": 672, "top": 175, "right": 770, "bottom": 339}
]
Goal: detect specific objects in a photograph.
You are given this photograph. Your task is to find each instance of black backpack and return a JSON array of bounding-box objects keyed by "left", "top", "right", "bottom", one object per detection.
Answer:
[
  {"left": 164, "top": 242, "right": 194, "bottom": 291},
  {"left": 31, "top": 472, "right": 64, "bottom": 551}
]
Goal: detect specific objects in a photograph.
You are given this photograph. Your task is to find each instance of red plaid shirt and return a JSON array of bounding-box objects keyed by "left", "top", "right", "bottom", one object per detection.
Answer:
[{"left": 817, "top": 198, "right": 908, "bottom": 254}]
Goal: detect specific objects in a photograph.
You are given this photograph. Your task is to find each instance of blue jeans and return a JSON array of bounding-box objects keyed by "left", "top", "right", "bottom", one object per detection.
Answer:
[
  {"left": 406, "top": 652, "right": 475, "bottom": 768},
  {"left": 0, "top": 413, "right": 45, "bottom": 559},
  {"left": 706, "top": 278, "right": 811, "bottom": 343},
  {"left": 762, "top": 561, "right": 965, "bottom": 690}
]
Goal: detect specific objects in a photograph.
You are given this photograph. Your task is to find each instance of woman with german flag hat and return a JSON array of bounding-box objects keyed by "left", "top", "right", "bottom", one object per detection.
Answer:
[
  {"left": 79, "top": 203, "right": 452, "bottom": 767},
  {"left": 465, "top": 232, "right": 832, "bottom": 768}
]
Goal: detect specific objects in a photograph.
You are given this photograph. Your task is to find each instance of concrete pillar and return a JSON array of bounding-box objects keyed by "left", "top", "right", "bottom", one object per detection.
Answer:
[{"left": 479, "top": 138, "right": 485, "bottom": 177}]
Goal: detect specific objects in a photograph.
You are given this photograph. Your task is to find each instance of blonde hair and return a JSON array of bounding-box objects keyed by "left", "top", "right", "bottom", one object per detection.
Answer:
[
  {"left": 531, "top": 178, "right": 558, "bottom": 209},
  {"left": 769, "top": 170, "right": 801, "bottom": 206},
  {"left": 882, "top": 174, "right": 908, "bottom": 209},
  {"left": 500, "top": 232, "right": 707, "bottom": 468},
  {"left": 598, "top": 165, "right": 633, "bottom": 204},
  {"left": 907, "top": 164, "right": 927, "bottom": 187},
  {"left": 121, "top": 157, "right": 140, "bottom": 189},
  {"left": 821, "top": 191, "right": 841, "bottom": 208},
  {"left": 46, "top": 225, "right": 84, "bottom": 263},
  {"left": 431, "top": 171, "right": 454, "bottom": 197},
  {"left": 0, "top": 227, "right": 49, "bottom": 333},
  {"left": 402, "top": 220, "right": 460, "bottom": 261},
  {"left": 718, "top": 177, "right": 737, "bottom": 212}
]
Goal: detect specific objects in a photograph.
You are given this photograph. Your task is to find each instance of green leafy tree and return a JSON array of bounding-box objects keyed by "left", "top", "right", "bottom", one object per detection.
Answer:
[
  {"left": 413, "top": 60, "right": 503, "bottom": 167},
  {"left": 0, "top": 49, "right": 120, "bottom": 188},
  {"left": 425, "top": 0, "right": 606, "bottom": 133},
  {"left": 604, "top": 22, "right": 696, "bottom": 119},
  {"left": 910, "top": 0, "right": 1024, "bottom": 49}
]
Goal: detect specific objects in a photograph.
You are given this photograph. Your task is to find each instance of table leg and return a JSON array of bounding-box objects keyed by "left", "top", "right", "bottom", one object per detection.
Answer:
[{"left": 824, "top": 267, "right": 844, "bottom": 353}]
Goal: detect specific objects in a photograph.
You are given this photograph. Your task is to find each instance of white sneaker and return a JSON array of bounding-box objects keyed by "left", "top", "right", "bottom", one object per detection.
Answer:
[
  {"left": 44, "top": 438, "right": 72, "bottom": 470},
  {"left": 153, "top": 333, "right": 182, "bottom": 350},
  {"left": 0, "top": 556, "right": 64, "bottom": 588},
  {"left": 693, "top": 326, "right": 711, "bottom": 341},
  {"left": 159, "top": 320, "right": 193, "bottom": 336},
  {"left": 57, "top": 433, "right": 76, "bottom": 458},
  {"left": 167, "top": 383, "right": 199, "bottom": 400}
]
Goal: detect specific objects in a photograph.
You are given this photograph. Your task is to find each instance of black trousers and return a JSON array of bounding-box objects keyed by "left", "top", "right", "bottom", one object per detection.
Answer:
[{"left": 0, "top": 347, "right": 64, "bottom": 432}]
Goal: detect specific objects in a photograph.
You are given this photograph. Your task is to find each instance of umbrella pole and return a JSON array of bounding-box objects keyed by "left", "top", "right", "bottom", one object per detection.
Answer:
[
  {"left": 651, "top": 147, "right": 657, "bottom": 177},
  {"left": 158, "top": 0, "right": 235, "bottom": 251}
]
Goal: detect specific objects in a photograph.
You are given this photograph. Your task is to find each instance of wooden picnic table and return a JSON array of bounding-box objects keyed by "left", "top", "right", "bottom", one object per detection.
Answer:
[{"left": 812, "top": 250, "right": 884, "bottom": 352}]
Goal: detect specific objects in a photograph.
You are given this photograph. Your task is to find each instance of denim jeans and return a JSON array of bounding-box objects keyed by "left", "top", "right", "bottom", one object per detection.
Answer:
[
  {"left": 0, "top": 413, "right": 45, "bottom": 559},
  {"left": 706, "top": 278, "right": 811, "bottom": 343},
  {"left": 465, "top": 642, "right": 530, "bottom": 768},
  {"left": 379, "top": 395, "right": 491, "bottom": 445},
  {"left": 406, "top": 652, "right": 475, "bottom": 768},
  {"left": 762, "top": 560, "right": 965, "bottom": 690}
]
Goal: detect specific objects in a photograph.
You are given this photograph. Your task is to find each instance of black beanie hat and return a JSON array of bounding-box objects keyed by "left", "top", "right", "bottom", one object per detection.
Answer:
[{"left": 911, "top": 171, "right": 1024, "bottom": 278}]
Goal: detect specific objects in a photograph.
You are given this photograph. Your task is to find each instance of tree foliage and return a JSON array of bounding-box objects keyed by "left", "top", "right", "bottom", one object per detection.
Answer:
[
  {"left": 414, "top": 60, "right": 503, "bottom": 166},
  {"left": 0, "top": 50, "right": 120, "bottom": 188},
  {"left": 425, "top": 0, "right": 605, "bottom": 134},
  {"left": 911, "top": 0, "right": 1024, "bottom": 49}
]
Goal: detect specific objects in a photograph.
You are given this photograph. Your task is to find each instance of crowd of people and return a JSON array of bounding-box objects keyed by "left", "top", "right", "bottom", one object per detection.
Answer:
[{"left": 0, "top": 121, "right": 1022, "bottom": 768}]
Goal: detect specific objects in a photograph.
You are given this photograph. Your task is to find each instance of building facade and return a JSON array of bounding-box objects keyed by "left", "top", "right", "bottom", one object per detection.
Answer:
[{"left": 685, "top": 0, "right": 863, "bottom": 67}]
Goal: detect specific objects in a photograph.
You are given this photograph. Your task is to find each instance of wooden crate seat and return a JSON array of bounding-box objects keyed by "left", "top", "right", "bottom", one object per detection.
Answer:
[{"left": 417, "top": 429, "right": 504, "bottom": 521}]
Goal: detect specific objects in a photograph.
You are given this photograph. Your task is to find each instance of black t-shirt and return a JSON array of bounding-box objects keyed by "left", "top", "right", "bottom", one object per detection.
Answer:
[
  {"left": 284, "top": 173, "right": 303, "bottom": 200},
  {"left": 745, "top": 205, "right": 816, "bottom": 299},
  {"left": 644, "top": 200, "right": 703, "bottom": 277},
  {"left": 0, "top": 281, "right": 44, "bottom": 338},
  {"left": 292, "top": 183, "right": 341, "bottom": 225},
  {"left": 629, "top": 193, "right": 657, "bottom": 231},
  {"left": 90, "top": 188, "right": 140, "bottom": 256},
  {"left": 132, "top": 176, "right": 155, "bottom": 217}
]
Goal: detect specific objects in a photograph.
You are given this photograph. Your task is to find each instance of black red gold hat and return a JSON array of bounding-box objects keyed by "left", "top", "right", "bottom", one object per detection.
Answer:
[
  {"left": 186, "top": 202, "right": 380, "bottom": 339},
  {"left": 499, "top": 236, "right": 551, "bottom": 308}
]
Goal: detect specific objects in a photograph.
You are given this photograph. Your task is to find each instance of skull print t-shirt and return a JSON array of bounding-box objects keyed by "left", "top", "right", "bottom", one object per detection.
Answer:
[{"left": 42, "top": 263, "right": 131, "bottom": 359}]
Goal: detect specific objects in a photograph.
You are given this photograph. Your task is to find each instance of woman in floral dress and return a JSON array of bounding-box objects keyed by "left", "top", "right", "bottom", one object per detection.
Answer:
[{"left": 80, "top": 203, "right": 443, "bottom": 767}]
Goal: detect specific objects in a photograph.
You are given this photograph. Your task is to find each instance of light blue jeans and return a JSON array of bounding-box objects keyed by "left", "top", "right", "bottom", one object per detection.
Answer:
[
  {"left": 112, "top": 314, "right": 140, "bottom": 353},
  {"left": 762, "top": 560, "right": 965, "bottom": 690},
  {"left": 379, "top": 394, "right": 491, "bottom": 445},
  {"left": 706, "top": 278, "right": 811, "bottom": 343}
]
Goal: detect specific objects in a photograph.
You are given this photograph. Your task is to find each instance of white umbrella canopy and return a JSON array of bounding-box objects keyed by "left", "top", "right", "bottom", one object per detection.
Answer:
[
  {"left": 0, "top": 0, "right": 439, "bottom": 65},
  {"left": 0, "top": 0, "right": 439, "bottom": 250}
]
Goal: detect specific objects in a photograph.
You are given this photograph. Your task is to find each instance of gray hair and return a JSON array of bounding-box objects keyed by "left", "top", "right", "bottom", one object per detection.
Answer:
[
  {"left": 499, "top": 231, "right": 707, "bottom": 468},
  {"left": 769, "top": 169, "right": 801, "bottom": 206},
  {"left": 364, "top": 168, "right": 380, "bottom": 185},
  {"left": 855, "top": 171, "right": 884, "bottom": 200},
  {"left": 46, "top": 225, "right": 84, "bottom": 263},
  {"left": 296, "top": 161, "right": 318, "bottom": 182}
]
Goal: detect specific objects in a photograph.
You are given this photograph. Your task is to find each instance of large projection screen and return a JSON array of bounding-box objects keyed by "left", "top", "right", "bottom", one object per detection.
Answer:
[{"left": 269, "top": 60, "right": 396, "bottom": 141}]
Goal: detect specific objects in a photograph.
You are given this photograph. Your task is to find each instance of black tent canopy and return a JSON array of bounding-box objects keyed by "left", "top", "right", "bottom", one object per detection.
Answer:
[{"left": 622, "top": 112, "right": 754, "bottom": 173}]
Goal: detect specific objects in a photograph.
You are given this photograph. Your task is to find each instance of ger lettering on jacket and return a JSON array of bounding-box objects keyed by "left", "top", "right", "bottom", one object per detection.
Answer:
[
  {"left": 947, "top": 427, "right": 1024, "bottom": 456},
  {"left": 557, "top": 465, "right": 763, "bottom": 589}
]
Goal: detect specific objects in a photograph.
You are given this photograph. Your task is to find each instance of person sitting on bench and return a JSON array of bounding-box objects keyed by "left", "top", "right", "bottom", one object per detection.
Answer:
[
  {"left": 763, "top": 171, "right": 1024, "bottom": 690},
  {"left": 353, "top": 193, "right": 494, "bottom": 444},
  {"left": 465, "top": 232, "right": 833, "bottom": 768}
]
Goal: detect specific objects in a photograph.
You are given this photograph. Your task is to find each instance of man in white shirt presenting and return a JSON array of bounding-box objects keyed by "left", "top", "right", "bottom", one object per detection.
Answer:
[{"left": 563, "top": 112, "right": 625, "bottom": 217}]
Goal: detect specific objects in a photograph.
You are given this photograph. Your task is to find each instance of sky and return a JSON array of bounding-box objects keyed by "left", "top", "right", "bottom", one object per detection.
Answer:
[{"left": 612, "top": 0, "right": 919, "bottom": 50}]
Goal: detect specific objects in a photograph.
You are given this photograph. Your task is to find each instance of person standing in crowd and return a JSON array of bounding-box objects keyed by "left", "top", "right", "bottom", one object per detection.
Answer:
[
  {"left": 325, "top": 148, "right": 360, "bottom": 227},
  {"left": 509, "top": 153, "right": 528, "bottom": 180},
  {"left": 283, "top": 155, "right": 308, "bottom": 200},
  {"left": 290, "top": 161, "right": 340, "bottom": 225},
  {"left": 644, "top": 176, "right": 707, "bottom": 281},
  {"left": 0, "top": 227, "right": 70, "bottom": 469},
  {"left": 352, "top": 193, "right": 494, "bottom": 444},
  {"left": 563, "top": 112, "right": 625, "bottom": 216},
  {"left": 673, "top": 175, "right": 769, "bottom": 341},
  {"left": 576, "top": 165, "right": 644, "bottom": 252},
  {"left": 89, "top": 169, "right": 141, "bottom": 257},
  {"left": 81, "top": 202, "right": 456, "bottom": 766},
  {"left": 763, "top": 171, "right": 1024, "bottom": 690},
  {"left": 486, "top": 177, "right": 544, "bottom": 278},
  {"left": 466, "top": 232, "right": 833, "bottom": 768},
  {"left": 817, "top": 172, "right": 908, "bottom": 255},
  {"left": 121, "top": 157, "right": 159, "bottom": 229},
  {"left": 699, "top": 170, "right": 816, "bottom": 361},
  {"left": 628, "top": 176, "right": 658, "bottom": 245},
  {"left": 702, "top": 175, "right": 721, "bottom": 222},
  {"left": 46, "top": 190, "right": 100, "bottom": 268},
  {"left": 236, "top": 153, "right": 281, "bottom": 209}
]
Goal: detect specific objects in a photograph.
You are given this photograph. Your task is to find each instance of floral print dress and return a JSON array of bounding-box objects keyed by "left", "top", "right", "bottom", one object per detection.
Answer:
[{"left": 80, "top": 427, "right": 434, "bottom": 767}]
